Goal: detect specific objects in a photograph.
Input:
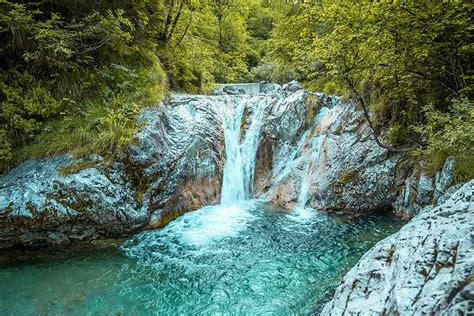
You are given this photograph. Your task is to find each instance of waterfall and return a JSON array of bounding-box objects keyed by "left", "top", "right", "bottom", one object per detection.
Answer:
[
  {"left": 220, "top": 99, "right": 246, "bottom": 205},
  {"left": 295, "top": 107, "right": 329, "bottom": 210},
  {"left": 157, "top": 95, "right": 267, "bottom": 245},
  {"left": 262, "top": 105, "right": 331, "bottom": 214},
  {"left": 297, "top": 134, "right": 326, "bottom": 209},
  {"left": 220, "top": 97, "right": 267, "bottom": 205}
]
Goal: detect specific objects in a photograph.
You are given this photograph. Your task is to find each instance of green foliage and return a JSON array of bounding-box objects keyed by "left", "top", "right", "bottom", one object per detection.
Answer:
[
  {"left": 250, "top": 61, "right": 300, "bottom": 84},
  {"left": 0, "top": 0, "right": 277, "bottom": 173},
  {"left": 267, "top": 1, "right": 473, "bottom": 176},
  {"left": 3, "top": 0, "right": 471, "bottom": 183},
  {"left": 0, "top": 0, "right": 169, "bottom": 173},
  {"left": 414, "top": 98, "right": 474, "bottom": 181}
]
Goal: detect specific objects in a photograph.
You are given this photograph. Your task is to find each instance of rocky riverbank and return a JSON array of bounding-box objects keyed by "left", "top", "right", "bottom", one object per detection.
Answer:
[
  {"left": 0, "top": 82, "right": 464, "bottom": 249},
  {"left": 322, "top": 180, "right": 474, "bottom": 315}
]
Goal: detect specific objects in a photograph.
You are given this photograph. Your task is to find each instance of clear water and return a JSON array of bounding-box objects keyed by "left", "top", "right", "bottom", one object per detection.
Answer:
[
  {"left": 0, "top": 96, "right": 404, "bottom": 315},
  {"left": 0, "top": 203, "right": 403, "bottom": 315}
]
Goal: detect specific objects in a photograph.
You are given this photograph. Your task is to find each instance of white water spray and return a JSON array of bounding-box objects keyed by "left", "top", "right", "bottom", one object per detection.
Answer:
[
  {"left": 220, "top": 100, "right": 246, "bottom": 205},
  {"left": 167, "top": 95, "right": 268, "bottom": 245},
  {"left": 220, "top": 97, "right": 267, "bottom": 205}
]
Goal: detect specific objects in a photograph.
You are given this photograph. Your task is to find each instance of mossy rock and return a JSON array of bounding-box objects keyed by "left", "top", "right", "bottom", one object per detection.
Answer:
[{"left": 337, "top": 169, "right": 360, "bottom": 186}]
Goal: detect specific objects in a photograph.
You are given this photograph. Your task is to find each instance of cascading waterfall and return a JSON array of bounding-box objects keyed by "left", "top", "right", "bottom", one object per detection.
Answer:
[
  {"left": 149, "top": 95, "right": 269, "bottom": 245},
  {"left": 296, "top": 134, "right": 326, "bottom": 209},
  {"left": 0, "top": 86, "right": 408, "bottom": 316},
  {"left": 220, "top": 99, "right": 246, "bottom": 205},
  {"left": 296, "top": 107, "right": 329, "bottom": 210},
  {"left": 263, "top": 105, "right": 331, "bottom": 215},
  {"left": 220, "top": 97, "right": 267, "bottom": 205}
]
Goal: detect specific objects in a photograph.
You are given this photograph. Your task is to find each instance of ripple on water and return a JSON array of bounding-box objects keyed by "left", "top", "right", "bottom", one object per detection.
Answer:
[{"left": 0, "top": 202, "right": 403, "bottom": 315}]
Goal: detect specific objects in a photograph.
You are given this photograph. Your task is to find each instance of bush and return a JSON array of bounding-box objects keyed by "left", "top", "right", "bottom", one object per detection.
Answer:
[
  {"left": 415, "top": 98, "right": 474, "bottom": 182},
  {"left": 0, "top": 1, "right": 167, "bottom": 173}
]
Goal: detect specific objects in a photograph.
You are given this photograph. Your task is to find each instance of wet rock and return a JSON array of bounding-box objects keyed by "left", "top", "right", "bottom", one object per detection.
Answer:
[
  {"left": 223, "top": 86, "right": 246, "bottom": 95},
  {"left": 263, "top": 96, "right": 408, "bottom": 213},
  {"left": 1, "top": 81, "right": 460, "bottom": 248},
  {"left": 0, "top": 84, "right": 310, "bottom": 249},
  {"left": 321, "top": 180, "right": 474, "bottom": 315}
]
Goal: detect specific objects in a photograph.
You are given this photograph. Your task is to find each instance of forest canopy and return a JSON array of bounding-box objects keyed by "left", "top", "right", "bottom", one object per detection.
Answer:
[{"left": 0, "top": 0, "right": 472, "bottom": 179}]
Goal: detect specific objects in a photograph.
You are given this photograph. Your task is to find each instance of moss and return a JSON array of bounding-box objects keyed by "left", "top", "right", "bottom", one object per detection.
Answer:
[
  {"left": 305, "top": 93, "right": 322, "bottom": 126},
  {"left": 61, "top": 198, "right": 93, "bottom": 213},
  {"left": 454, "top": 158, "right": 474, "bottom": 184},
  {"left": 121, "top": 155, "right": 155, "bottom": 207},
  {"left": 151, "top": 209, "right": 186, "bottom": 229},
  {"left": 26, "top": 202, "right": 39, "bottom": 216},
  {"left": 334, "top": 125, "right": 344, "bottom": 136},
  {"left": 134, "top": 191, "right": 144, "bottom": 204},
  {"left": 387, "top": 244, "right": 396, "bottom": 264},
  {"left": 48, "top": 192, "right": 93, "bottom": 213},
  {"left": 0, "top": 203, "right": 13, "bottom": 216},
  {"left": 58, "top": 160, "right": 98, "bottom": 176},
  {"left": 337, "top": 169, "right": 360, "bottom": 186}
]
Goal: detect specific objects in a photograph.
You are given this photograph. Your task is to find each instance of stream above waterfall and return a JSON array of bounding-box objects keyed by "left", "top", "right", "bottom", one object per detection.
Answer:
[{"left": 0, "top": 204, "right": 403, "bottom": 315}]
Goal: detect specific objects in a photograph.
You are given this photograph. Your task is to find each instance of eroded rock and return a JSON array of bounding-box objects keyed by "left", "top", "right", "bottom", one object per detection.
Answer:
[
  {"left": 0, "top": 81, "right": 458, "bottom": 249},
  {"left": 0, "top": 82, "right": 313, "bottom": 248},
  {"left": 0, "top": 156, "right": 145, "bottom": 248},
  {"left": 322, "top": 180, "right": 474, "bottom": 315},
  {"left": 393, "top": 157, "right": 457, "bottom": 219},
  {"left": 263, "top": 94, "right": 409, "bottom": 213}
]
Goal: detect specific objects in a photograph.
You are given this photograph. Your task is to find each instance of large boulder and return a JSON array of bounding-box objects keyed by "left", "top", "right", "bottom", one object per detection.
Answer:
[
  {"left": 322, "top": 180, "right": 474, "bottom": 315},
  {"left": 0, "top": 156, "right": 146, "bottom": 248},
  {"left": 263, "top": 94, "right": 409, "bottom": 213}
]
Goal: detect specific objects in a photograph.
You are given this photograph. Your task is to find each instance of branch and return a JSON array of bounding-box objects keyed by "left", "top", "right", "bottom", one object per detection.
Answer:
[
  {"left": 162, "top": 0, "right": 175, "bottom": 42},
  {"left": 174, "top": 14, "right": 192, "bottom": 48},
  {"left": 167, "top": 1, "right": 185, "bottom": 41},
  {"left": 344, "top": 76, "right": 417, "bottom": 153}
]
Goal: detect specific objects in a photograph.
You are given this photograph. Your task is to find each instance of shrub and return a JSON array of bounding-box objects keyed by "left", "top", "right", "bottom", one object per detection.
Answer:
[{"left": 414, "top": 98, "right": 474, "bottom": 182}]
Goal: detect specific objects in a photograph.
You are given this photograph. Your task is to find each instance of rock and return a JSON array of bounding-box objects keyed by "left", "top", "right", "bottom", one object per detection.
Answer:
[
  {"left": 223, "top": 86, "right": 246, "bottom": 95},
  {"left": 434, "top": 157, "right": 456, "bottom": 200},
  {"left": 0, "top": 83, "right": 315, "bottom": 249},
  {"left": 393, "top": 158, "right": 457, "bottom": 219},
  {"left": 0, "top": 81, "right": 456, "bottom": 248},
  {"left": 263, "top": 95, "right": 408, "bottom": 212},
  {"left": 321, "top": 180, "right": 474, "bottom": 315},
  {"left": 281, "top": 80, "right": 303, "bottom": 92},
  {"left": 213, "top": 83, "right": 263, "bottom": 95},
  {"left": 0, "top": 156, "right": 146, "bottom": 248}
]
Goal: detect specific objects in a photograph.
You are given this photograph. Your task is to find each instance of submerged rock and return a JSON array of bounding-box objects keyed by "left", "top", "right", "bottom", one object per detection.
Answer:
[{"left": 322, "top": 180, "right": 474, "bottom": 315}]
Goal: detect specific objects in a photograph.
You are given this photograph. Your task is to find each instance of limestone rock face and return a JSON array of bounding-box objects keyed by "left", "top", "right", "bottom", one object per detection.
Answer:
[
  {"left": 263, "top": 94, "right": 408, "bottom": 213},
  {"left": 0, "top": 156, "right": 146, "bottom": 248},
  {"left": 393, "top": 158, "right": 458, "bottom": 219},
  {"left": 0, "top": 81, "right": 455, "bottom": 249},
  {"left": 322, "top": 180, "right": 474, "bottom": 315},
  {"left": 0, "top": 82, "right": 311, "bottom": 248}
]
